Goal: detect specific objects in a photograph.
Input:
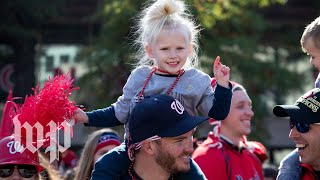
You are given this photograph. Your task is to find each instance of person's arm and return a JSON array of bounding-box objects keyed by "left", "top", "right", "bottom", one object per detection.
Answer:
[
  {"left": 315, "top": 72, "right": 320, "bottom": 88},
  {"left": 91, "top": 143, "right": 130, "bottom": 179},
  {"left": 84, "top": 106, "right": 123, "bottom": 127},
  {"left": 277, "top": 148, "right": 301, "bottom": 180},
  {"left": 78, "top": 67, "right": 148, "bottom": 128},
  {"left": 208, "top": 83, "right": 232, "bottom": 120},
  {"left": 207, "top": 56, "right": 232, "bottom": 120}
]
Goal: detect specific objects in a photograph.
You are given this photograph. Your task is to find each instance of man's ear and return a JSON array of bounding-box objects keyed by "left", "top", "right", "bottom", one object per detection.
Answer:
[
  {"left": 141, "top": 141, "right": 159, "bottom": 155},
  {"left": 145, "top": 44, "right": 154, "bottom": 59},
  {"left": 141, "top": 141, "right": 154, "bottom": 155}
]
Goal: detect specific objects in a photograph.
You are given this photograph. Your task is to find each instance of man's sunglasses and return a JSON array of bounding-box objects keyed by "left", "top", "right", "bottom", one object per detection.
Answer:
[
  {"left": 0, "top": 164, "right": 37, "bottom": 178},
  {"left": 290, "top": 121, "right": 320, "bottom": 133}
]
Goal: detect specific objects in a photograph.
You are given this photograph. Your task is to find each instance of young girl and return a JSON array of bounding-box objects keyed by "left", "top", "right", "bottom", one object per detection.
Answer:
[{"left": 74, "top": 0, "right": 232, "bottom": 179}]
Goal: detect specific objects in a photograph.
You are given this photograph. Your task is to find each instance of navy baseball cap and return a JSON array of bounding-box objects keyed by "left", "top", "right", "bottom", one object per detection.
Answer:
[
  {"left": 273, "top": 88, "right": 320, "bottom": 124},
  {"left": 128, "top": 94, "right": 209, "bottom": 144}
]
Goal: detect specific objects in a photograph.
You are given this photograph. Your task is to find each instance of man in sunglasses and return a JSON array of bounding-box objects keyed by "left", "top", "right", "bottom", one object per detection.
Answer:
[
  {"left": 0, "top": 136, "right": 43, "bottom": 180},
  {"left": 273, "top": 88, "right": 320, "bottom": 180}
]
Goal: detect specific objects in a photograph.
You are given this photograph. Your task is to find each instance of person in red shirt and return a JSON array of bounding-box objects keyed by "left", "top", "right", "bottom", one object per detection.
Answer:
[{"left": 192, "top": 81, "right": 263, "bottom": 180}]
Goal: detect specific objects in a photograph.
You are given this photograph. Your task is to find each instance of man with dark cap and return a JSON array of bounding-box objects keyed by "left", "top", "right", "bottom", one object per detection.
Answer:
[
  {"left": 273, "top": 88, "right": 320, "bottom": 180},
  {"left": 92, "top": 94, "right": 209, "bottom": 180}
]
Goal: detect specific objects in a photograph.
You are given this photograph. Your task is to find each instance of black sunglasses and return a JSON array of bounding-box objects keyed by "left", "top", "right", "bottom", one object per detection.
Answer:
[
  {"left": 0, "top": 164, "right": 37, "bottom": 178},
  {"left": 290, "top": 121, "right": 320, "bottom": 133}
]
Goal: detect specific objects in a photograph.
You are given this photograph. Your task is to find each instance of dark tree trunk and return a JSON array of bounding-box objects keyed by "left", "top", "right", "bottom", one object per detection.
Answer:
[{"left": 12, "top": 38, "right": 36, "bottom": 100}]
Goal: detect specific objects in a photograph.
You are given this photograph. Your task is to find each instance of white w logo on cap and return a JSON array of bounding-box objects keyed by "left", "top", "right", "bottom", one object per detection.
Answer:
[
  {"left": 171, "top": 99, "right": 184, "bottom": 114},
  {"left": 7, "top": 140, "right": 25, "bottom": 154}
]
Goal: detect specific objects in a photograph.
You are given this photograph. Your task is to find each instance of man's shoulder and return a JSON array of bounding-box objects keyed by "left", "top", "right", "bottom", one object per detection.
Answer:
[{"left": 193, "top": 138, "right": 226, "bottom": 162}]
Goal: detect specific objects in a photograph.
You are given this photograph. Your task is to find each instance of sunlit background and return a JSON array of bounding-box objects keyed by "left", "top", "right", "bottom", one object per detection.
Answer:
[{"left": 1, "top": 0, "right": 320, "bottom": 167}]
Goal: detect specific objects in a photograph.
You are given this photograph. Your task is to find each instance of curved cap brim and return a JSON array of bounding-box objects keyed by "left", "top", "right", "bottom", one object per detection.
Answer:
[
  {"left": 158, "top": 116, "right": 209, "bottom": 138},
  {"left": 273, "top": 105, "right": 308, "bottom": 124}
]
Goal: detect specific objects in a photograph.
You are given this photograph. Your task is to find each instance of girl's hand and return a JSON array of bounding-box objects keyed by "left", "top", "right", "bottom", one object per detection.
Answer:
[
  {"left": 73, "top": 108, "right": 89, "bottom": 124},
  {"left": 213, "top": 56, "right": 230, "bottom": 88}
]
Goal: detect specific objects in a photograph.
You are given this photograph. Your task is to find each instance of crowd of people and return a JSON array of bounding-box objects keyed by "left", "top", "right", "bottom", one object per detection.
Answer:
[{"left": 1, "top": 0, "right": 320, "bottom": 179}]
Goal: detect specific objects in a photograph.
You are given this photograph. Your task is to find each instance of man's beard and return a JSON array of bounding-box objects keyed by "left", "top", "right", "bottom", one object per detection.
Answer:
[{"left": 154, "top": 149, "right": 190, "bottom": 174}]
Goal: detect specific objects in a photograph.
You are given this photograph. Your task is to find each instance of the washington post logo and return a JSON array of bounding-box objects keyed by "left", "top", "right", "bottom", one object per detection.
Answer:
[{"left": 11, "top": 116, "right": 74, "bottom": 164}]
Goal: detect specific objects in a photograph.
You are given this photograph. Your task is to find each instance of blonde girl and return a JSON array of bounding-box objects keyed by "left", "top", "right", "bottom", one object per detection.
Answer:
[{"left": 74, "top": 0, "right": 232, "bottom": 179}]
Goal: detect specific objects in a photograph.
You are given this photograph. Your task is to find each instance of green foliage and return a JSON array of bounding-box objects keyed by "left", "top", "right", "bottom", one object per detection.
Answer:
[
  {"left": 0, "top": 0, "right": 62, "bottom": 39},
  {"left": 77, "top": 0, "right": 309, "bottom": 143},
  {"left": 191, "top": 0, "right": 305, "bottom": 142},
  {"left": 76, "top": 0, "right": 142, "bottom": 108}
]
